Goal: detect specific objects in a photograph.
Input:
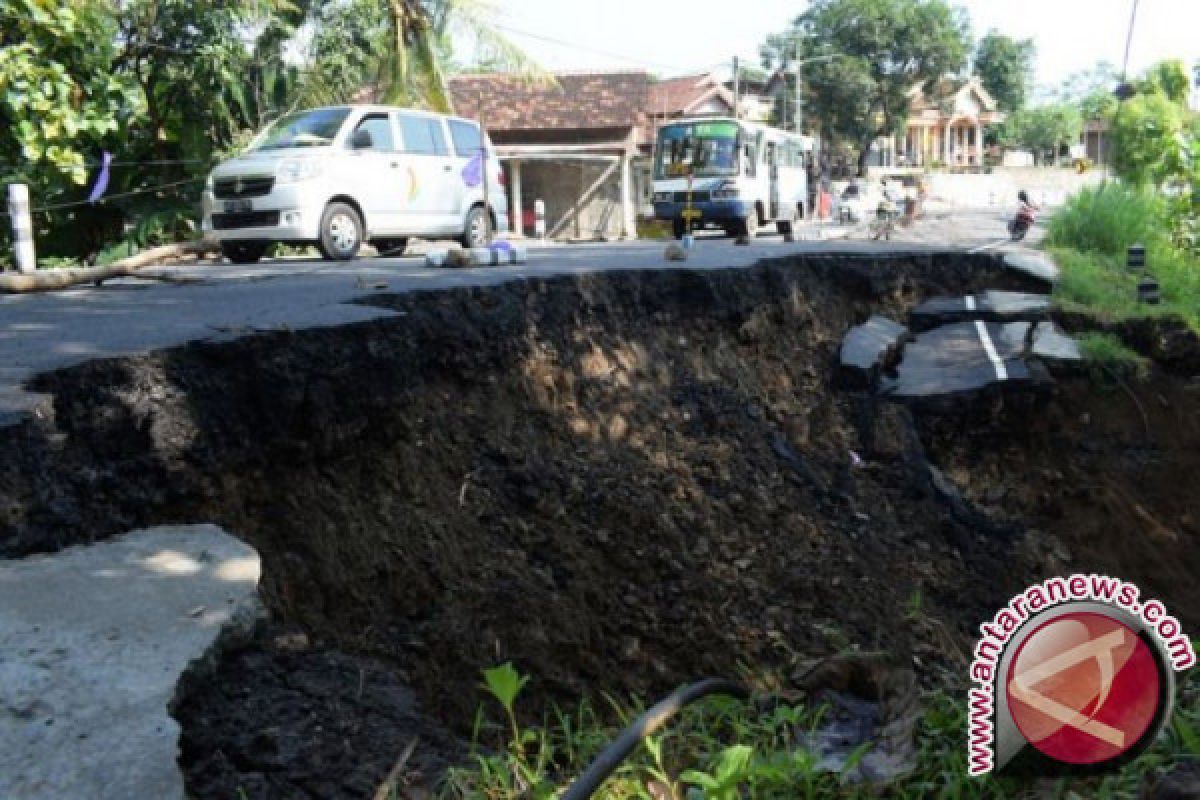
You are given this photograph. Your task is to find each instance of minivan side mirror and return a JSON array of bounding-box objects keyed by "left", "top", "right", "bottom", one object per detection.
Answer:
[{"left": 350, "top": 129, "right": 373, "bottom": 150}]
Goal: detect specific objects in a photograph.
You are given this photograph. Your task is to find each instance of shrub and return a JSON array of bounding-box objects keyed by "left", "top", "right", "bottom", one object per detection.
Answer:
[{"left": 1045, "top": 184, "right": 1169, "bottom": 257}]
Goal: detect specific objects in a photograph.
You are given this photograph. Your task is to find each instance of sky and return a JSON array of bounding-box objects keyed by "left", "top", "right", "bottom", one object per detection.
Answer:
[{"left": 481, "top": 0, "right": 1200, "bottom": 95}]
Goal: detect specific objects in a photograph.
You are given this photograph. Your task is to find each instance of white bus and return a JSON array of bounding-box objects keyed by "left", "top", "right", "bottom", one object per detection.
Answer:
[{"left": 652, "top": 118, "right": 816, "bottom": 239}]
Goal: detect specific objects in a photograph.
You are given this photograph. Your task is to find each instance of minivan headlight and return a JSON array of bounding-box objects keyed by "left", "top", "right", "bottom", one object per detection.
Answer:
[{"left": 276, "top": 159, "right": 323, "bottom": 184}]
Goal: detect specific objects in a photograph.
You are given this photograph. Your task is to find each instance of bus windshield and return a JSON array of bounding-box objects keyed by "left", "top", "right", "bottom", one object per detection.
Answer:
[{"left": 654, "top": 121, "right": 741, "bottom": 179}]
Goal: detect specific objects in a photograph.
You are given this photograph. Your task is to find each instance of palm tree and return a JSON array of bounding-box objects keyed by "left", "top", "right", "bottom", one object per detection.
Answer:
[
  {"left": 384, "top": 0, "right": 545, "bottom": 111},
  {"left": 295, "top": 0, "right": 543, "bottom": 111}
]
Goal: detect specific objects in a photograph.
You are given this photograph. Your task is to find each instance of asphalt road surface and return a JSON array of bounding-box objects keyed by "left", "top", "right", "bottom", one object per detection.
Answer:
[{"left": 0, "top": 209, "right": 1029, "bottom": 425}]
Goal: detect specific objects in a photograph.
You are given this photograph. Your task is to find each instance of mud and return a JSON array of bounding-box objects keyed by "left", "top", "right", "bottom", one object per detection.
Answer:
[{"left": 0, "top": 253, "right": 1194, "bottom": 798}]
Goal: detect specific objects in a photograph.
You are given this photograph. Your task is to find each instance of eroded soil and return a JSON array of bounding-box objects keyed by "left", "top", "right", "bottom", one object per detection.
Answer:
[{"left": 1, "top": 253, "right": 1195, "bottom": 798}]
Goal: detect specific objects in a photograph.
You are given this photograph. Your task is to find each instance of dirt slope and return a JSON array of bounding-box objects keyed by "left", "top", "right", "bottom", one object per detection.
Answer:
[{"left": 0, "top": 253, "right": 1194, "bottom": 798}]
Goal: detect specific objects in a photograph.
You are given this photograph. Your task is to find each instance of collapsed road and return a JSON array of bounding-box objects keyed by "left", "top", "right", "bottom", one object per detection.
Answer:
[{"left": 0, "top": 247, "right": 1197, "bottom": 799}]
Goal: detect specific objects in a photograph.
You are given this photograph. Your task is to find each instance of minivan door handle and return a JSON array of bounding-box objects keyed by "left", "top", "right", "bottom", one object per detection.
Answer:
[{"left": 443, "top": 165, "right": 453, "bottom": 172}]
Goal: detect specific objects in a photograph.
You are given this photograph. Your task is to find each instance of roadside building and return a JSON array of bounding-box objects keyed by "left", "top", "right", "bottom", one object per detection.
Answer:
[
  {"left": 647, "top": 73, "right": 736, "bottom": 122},
  {"left": 449, "top": 71, "right": 651, "bottom": 241},
  {"left": 871, "top": 77, "right": 1006, "bottom": 170},
  {"left": 1081, "top": 118, "right": 1112, "bottom": 165},
  {"left": 448, "top": 70, "right": 753, "bottom": 241}
]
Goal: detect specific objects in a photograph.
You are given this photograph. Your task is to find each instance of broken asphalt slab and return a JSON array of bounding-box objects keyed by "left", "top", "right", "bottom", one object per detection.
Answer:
[
  {"left": 909, "top": 290, "right": 1052, "bottom": 331},
  {"left": 881, "top": 320, "right": 1047, "bottom": 401},
  {"left": 1032, "top": 320, "right": 1084, "bottom": 366},
  {"left": 1002, "top": 250, "right": 1059, "bottom": 285},
  {"left": 839, "top": 315, "right": 909, "bottom": 389},
  {"left": 0, "top": 525, "right": 262, "bottom": 800}
]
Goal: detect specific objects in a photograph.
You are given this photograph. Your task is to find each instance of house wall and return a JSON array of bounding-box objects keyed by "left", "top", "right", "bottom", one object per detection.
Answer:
[{"left": 1083, "top": 131, "right": 1111, "bottom": 165}]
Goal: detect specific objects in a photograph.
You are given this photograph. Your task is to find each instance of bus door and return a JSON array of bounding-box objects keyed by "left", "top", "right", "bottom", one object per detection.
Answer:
[{"left": 766, "top": 141, "right": 780, "bottom": 220}]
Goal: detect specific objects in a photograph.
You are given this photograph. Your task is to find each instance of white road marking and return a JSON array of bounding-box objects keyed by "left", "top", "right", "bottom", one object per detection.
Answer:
[{"left": 975, "top": 319, "right": 1008, "bottom": 381}]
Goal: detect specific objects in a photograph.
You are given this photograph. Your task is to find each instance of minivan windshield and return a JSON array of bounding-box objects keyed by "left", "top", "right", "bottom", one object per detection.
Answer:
[
  {"left": 248, "top": 108, "right": 351, "bottom": 151},
  {"left": 654, "top": 121, "right": 741, "bottom": 179}
]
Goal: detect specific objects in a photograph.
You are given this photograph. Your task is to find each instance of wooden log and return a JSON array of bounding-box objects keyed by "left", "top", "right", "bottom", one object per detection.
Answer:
[{"left": 0, "top": 238, "right": 220, "bottom": 294}]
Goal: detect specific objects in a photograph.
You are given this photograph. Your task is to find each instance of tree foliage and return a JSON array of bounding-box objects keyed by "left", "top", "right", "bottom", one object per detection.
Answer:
[
  {"left": 0, "top": 0, "right": 304, "bottom": 261},
  {"left": 972, "top": 31, "right": 1035, "bottom": 113},
  {"left": 0, "top": 0, "right": 135, "bottom": 184},
  {"left": 1000, "top": 104, "right": 1083, "bottom": 165},
  {"left": 760, "top": 0, "right": 971, "bottom": 174},
  {"left": 1139, "top": 59, "right": 1191, "bottom": 105},
  {"left": 0, "top": 0, "right": 537, "bottom": 264},
  {"left": 1110, "top": 71, "right": 1191, "bottom": 188},
  {"left": 380, "top": 0, "right": 543, "bottom": 111}
]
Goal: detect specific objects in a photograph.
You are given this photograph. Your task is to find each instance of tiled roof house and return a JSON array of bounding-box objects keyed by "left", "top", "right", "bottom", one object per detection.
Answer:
[{"left": 447, "top": 71, "right": 657, "bottom": 241}]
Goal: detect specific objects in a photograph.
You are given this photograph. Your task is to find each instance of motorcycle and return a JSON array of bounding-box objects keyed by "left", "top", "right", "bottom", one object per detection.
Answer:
[
  {"left": 869, "top": 198, "right": 901, "bottom": 241},
  {"left": 1008, "top": 207, "right": 1036, "bottom": 241}
]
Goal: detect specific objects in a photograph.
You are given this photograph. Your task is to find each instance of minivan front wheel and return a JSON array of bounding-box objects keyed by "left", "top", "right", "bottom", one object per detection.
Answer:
[
  {"left": 461, "top": 205, "right": 492, "bottom": 249},
  {"left": 318, "top": 202, "right": 363, "bottom": 261}
]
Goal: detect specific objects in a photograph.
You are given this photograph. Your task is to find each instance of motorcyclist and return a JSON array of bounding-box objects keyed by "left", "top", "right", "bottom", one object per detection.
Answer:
[
  {"left": 877, "top": 180, "right": 900, "bottom": 220},
  {"left": 1009, "top": 190, "right": 1039, "bottom": 240}
]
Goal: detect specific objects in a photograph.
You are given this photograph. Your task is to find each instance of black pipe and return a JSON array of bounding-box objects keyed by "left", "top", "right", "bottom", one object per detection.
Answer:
[{"left": 559, "top": 678, "right": 749, "bottom": 800}]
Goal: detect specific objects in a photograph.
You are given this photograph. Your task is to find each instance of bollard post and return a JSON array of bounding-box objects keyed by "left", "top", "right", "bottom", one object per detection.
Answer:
[
  {"left": 7, "top": 183, "right": 36, "bottom": 274},
  {"left": 1127, "top": 244, "right": 1145, "bottom": 272},
  {"left": 534, "top": 198, "right": 546, "bottom": 239},
  {"left": 1138, "top": 275, "right": 1160, "bottom": 305}
]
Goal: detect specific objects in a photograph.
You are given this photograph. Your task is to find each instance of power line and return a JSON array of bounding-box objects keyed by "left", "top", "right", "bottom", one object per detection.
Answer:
[
  {"left": 492, "top": 22, "right": 697, "bottom": 74},
  {"left": 0, "top": 177, "right": 206, "bottom": 217},
  {"left": 0, "top": 158, "right": 211, "bottom": 175}
]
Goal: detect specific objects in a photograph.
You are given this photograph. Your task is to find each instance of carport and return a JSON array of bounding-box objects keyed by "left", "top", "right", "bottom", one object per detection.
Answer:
[{"left": 449, "top": 72, "right": 649, "bottom": 241}]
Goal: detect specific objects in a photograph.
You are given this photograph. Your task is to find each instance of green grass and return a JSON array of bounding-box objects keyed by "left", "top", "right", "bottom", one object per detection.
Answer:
[
  {"left": 1045, "top": 184, "right": 1170, "bottom": 257},
  {"left": 436, "top": 664, "right": 1200, "bottom": 800},
  {"left": 1076, "top": 332, "right": 1151, "bottom": 378},
  {"left": 1045, "top": 185, "right": 1200, "bottom": 331}
]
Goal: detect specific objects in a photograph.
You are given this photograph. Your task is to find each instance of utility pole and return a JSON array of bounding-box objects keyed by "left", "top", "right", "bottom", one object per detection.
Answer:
[
  {"left": 732, "top": 56, "right": 740, "bottom": 119},
  {"left": 794, "top": 41, "right": 803, "bottom": 135}
]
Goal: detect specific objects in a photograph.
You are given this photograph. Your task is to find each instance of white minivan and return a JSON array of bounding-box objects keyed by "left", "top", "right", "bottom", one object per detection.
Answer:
[{"left": 201, "top": 105, "right": 509, "bottom": 263}]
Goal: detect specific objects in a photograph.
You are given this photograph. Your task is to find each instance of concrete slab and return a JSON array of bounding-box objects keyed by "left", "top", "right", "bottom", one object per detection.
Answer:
[
  {"left": 1002, "top": 250, "right": 1059, "bottom": 284},
  {"left": 839, "top": 315, "right": 909, "bottom": 389},
  {"left": 910, "top": 289, "right": 1051, "bottom": 331},
  {"left": 882, "top": 321, "right": 1039, "bottom": 401},
  {"left": 0, "top": 525, "right": 262, "bottom": 800}
]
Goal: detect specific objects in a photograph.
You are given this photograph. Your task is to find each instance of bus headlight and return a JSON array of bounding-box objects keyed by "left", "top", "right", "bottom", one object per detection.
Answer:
[{"left": 712, "top": 183, "right": 740, "bottom": 200}]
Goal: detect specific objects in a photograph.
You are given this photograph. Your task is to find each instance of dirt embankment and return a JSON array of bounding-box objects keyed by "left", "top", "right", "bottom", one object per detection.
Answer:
[{"left": 0, "top": 253, "right": 1195, "bottom": 798}]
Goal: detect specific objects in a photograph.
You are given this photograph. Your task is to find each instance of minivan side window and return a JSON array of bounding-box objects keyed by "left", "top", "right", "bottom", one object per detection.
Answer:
[
  {"left": 398, "top": 114, "right": 449, "bottom": 156},
  {"left": 351, "top": 114, "right": 394, "bottom": 151},
  {"left": 448, "top": 119, "right": 482, "bottom": 158}
]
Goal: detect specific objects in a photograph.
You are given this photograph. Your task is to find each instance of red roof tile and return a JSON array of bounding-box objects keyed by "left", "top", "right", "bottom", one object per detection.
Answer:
[
  {"left": 646, "top": 73, "right": 731, "bottom": 116},
  {"left": 448, "top": 71, "right": 652, "bottom": 132}
]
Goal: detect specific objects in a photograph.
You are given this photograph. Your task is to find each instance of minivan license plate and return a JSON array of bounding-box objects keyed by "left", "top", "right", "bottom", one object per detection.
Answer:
[{"left": 224, "top": 199, "right": 252, "bottom": 213}]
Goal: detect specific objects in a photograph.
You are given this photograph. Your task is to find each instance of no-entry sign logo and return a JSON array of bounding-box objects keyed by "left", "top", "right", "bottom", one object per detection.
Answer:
[
  {"left": 967, "top": 575, "right": 1194, "bottom": 777},
  {"left": 1006, "top": 612, "right": 1161, "bottom": 766}
]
